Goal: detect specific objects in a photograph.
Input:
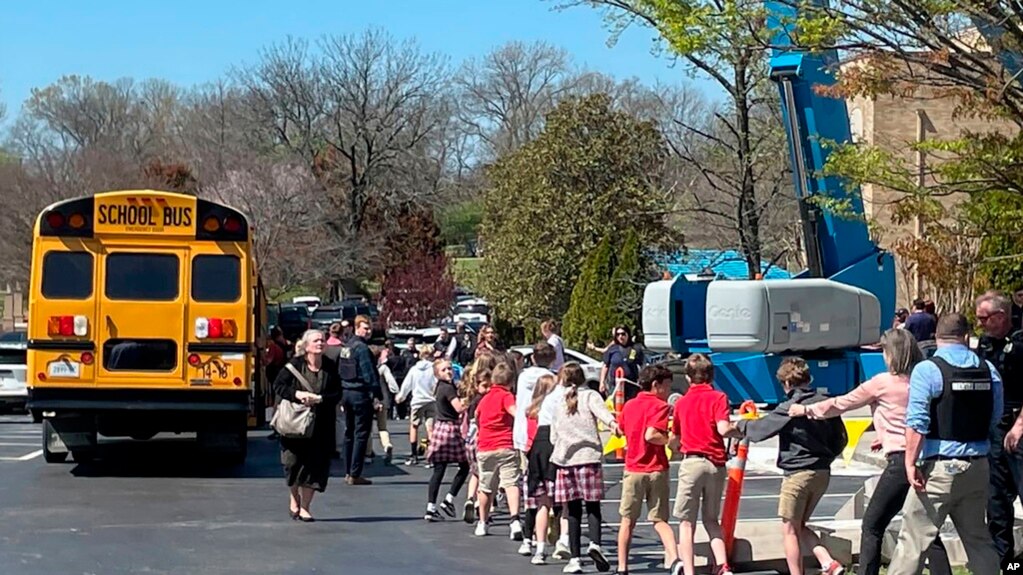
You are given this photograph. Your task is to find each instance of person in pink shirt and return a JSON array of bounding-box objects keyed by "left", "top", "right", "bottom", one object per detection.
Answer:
[{"left": 788, "top": 329, "right": 952, "bottom": 575}]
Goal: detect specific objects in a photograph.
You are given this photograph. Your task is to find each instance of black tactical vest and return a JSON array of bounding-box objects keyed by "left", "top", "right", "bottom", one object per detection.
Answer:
[
  {"left": 337, "top": 344, "right": 359, "bottom": 382},
  {"left": 926, "top": 356, "right": 993, "bottom": 442}
]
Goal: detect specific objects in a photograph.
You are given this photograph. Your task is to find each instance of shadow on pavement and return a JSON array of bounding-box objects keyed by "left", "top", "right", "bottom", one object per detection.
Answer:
[{"left": 64, "top": 433, "right": 414, "bottom": 480}]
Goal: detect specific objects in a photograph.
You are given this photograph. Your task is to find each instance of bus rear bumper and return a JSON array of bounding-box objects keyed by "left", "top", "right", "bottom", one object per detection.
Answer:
[{"left": 28, "top": 388, "right": 249, "bottom": 412}]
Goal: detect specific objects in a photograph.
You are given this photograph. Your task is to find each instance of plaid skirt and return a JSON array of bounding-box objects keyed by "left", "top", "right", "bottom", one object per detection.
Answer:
[
  {"left": 525, "top": 477, "right": 554, "bottom": 509},
  {"left": 554, "top": 463, "right": 604, "bottom": 503},
  {"left": 426, "top": 420, "right": 467, "bottom": 464},
  {"left": 464, "top": 426, "right": 479, "bottom": 475}
]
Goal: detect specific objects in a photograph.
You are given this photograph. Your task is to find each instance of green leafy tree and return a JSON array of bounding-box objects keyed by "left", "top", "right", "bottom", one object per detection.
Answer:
[
  {"left": 609, "top": 229, "right": 646, "bottom": 332},
  {"left": 478, "top": 93, "right": 677, "bottom": 325},
  {"left": 563, "top": 235, "right": 616, "bottom": 348}
]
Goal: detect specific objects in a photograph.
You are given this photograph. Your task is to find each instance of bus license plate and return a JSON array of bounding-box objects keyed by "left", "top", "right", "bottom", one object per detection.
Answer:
[{"left": 47, "top": 360, "right": 81, "bottom": 378}]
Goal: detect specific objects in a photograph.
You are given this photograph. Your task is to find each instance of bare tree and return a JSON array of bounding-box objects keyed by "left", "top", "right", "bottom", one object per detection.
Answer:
[
  {"left": 455, "top": 40, "right": 580, "bottom": 159},
  {"left": 238, "top": 30, "right": 451, "bottom": 282}
]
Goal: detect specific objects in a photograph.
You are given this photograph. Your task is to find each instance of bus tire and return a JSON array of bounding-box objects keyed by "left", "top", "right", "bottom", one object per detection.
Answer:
[
  {"left": 42, "top": 420, "right": 69, "bottom": 464},
  {"left": 72, "top": 449, "right": 95, "bottom": 464}
]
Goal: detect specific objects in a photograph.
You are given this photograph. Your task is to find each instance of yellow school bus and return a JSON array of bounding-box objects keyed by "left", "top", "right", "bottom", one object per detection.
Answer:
[{"left": 27, "top": 190, "right": 266, "bottom": 464}]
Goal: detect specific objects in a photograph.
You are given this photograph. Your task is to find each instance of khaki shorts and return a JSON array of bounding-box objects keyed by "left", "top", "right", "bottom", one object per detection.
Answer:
[
  {"left": 411, "top": 403, "right": 435, "bottom": 428},
  {"left": 778, "top": 469, "right": 830, "bottom": 523},
  {"left": 620, "top": 470, "right": 670, "bottom": 522},
  {"left": 673, "top": 457, "right": 726, "bottom": 522},
  {"left": 477, "top": 448, "right": 521, "bottom": 493}
]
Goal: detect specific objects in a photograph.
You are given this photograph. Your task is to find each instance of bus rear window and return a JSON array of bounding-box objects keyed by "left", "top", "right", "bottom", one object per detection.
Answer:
[
  {"left": 105, "top": 253, "right": 179, "bottom": 301},
  {"left": 192, "top": 255, "right": 241, "bottom": 302},
  {"left": 41, "top": 252, "right": 93, "bottom": 299}
]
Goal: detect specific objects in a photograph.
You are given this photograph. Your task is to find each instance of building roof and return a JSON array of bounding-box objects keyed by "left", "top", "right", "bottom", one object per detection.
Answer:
[{"left": 657, "top": 249, "right": 792, "bottom": 280}]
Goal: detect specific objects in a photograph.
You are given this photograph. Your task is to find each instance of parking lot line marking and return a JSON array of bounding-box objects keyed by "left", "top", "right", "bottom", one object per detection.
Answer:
[
  {"left": 0, "top": 449, "right": 42, "bottom": 462},
  {"left": 0, "top": 442, "right": 36, "bottom": 446}
]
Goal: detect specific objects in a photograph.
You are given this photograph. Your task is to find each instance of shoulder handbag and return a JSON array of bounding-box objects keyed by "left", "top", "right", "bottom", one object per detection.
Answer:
[{"left": 270, "top": 363, "right": 318, "bottom": 439}]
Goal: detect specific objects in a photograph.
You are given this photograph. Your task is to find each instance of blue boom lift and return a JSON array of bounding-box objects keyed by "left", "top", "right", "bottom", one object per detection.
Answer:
[{"left": 642, "top": 0, "right": 898, "bottom": 405}]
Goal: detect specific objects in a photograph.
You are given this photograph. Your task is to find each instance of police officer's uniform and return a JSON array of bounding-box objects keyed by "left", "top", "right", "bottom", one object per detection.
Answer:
[
  {"left": 975, "top": 329, "right": 1023, "bottom": 565},
  {"left": 337, "top": 336, "right": 380, "bottom": 481}
]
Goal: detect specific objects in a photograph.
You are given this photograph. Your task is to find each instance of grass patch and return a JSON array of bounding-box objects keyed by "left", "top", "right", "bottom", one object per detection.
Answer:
[{"left": 452, "top": 257, "right": 482, "bottom": 290}]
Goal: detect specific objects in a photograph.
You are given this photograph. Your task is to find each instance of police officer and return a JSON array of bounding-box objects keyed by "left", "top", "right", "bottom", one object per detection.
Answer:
[
  {"left": 337, "top": 314, "right": 382, "bottom": 485},
  {"left": 886, "top": 313, "right": 1002, "bottom": 575},
  {"left": 975, "top": 290, "right": 1023, "bottom": 566}
]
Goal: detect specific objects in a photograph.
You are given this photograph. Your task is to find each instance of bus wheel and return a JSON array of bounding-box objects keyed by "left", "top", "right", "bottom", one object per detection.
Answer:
[
  {"left": 72, "top": 449, "right": 95, "bottom": 463},
  {"left": 42, "top": 420, "right": 69, "bottom": 464}
]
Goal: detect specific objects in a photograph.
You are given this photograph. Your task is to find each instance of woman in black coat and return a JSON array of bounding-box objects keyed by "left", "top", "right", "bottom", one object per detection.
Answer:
[{"left": 273, "top": 329, "right": 341, "bottom": 522}]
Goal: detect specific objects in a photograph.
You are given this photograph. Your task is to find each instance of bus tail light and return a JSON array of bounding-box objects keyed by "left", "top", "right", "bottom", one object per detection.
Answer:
[
  {"left": 188, "top": 353, "right": 201, "bottom": 366},
  {"left": 47, "top": 315, "right": 88, "bottom": 336},
  {"left": 195, "top": 318, "right": 237, "bottom": 339},
  {"left": 224, "top": 216, "right": 242, "bottom": 233},
  {"left": 80, "top": 352, "right": 94, "bottom": 365}
]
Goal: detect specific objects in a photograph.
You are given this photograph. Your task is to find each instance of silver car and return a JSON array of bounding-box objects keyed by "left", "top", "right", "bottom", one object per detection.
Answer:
[{"left": 0, "top": 340, "right": 27, "bottom": 413}]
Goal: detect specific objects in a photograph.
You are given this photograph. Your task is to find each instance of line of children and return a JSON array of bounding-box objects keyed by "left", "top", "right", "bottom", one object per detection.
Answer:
[{"left": 424, "top": 350, "right": 848, "bottom": 575}]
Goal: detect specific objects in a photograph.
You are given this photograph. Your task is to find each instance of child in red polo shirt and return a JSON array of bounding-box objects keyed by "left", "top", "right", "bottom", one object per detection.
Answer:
[
  {"left": 616, "top": 365, "right": 682, "bottom": 575},
  {"left": 670, "top": 353, "right": 739, "bottom": 575},
  {"left": 474, "top": 362, "right": 523, "bottom": 540}
]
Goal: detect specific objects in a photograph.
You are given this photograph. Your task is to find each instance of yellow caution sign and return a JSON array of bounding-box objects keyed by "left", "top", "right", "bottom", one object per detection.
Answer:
[
  {"left": 842, "top": 417, "right": 873, "bottom": 464},
  {"left": 604, "top": 434, "right": 627, "bottom": 455}
]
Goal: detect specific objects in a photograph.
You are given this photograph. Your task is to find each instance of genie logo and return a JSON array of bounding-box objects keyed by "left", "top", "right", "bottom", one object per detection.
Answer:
[{"left": 708, "top": 304, "right": 752, "bottom": 320}]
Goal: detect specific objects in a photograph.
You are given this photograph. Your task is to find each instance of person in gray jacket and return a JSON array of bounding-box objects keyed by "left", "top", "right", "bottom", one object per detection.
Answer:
[
  {"left": 396, "top": 345, "right": 438, "bottom": 466},
  {"left": 736, "top": 357, "right": 848, "bottom": 575}
]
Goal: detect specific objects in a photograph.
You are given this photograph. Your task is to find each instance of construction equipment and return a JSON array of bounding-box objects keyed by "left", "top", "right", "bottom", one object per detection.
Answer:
[{"left": 642, "top": 0, "right": 897, "bottom": 405}]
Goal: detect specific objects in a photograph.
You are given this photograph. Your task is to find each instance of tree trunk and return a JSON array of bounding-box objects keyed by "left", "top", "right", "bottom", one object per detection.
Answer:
[{"left": 733, "top": 55, "right": 762, "bottom": 279}]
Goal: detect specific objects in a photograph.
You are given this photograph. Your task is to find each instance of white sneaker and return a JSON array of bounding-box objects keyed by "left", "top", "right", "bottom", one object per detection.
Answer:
[
  {"left": 509, "top": 519, "right": 524, "bottom": 541},
  {"left": 474, "top": 521, "right": 489, "bottom": 537},
  {"left": 531, "top": 550, "right": 547, "bottom": 565},
  {"left": 587, "top": 542, "right": 611, "bottom": 572},
  {"left": 517, "top": 540, "right": 534, "bottom": 556},
  {"left": 563, "top": 558, "right": 583, "bottom": 574},
  {"left": 553, "top": 541, "right": 572, "bottom": 561}
]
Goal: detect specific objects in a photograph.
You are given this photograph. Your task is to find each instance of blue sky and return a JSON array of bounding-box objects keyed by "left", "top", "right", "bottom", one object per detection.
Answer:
[{"left": 0, "top": 0, "right": 719, "bottom": 122}]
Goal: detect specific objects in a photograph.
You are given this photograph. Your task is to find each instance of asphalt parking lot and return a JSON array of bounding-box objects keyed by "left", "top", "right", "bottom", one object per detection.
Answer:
[{"left": 0, "top": 414, "right": 874, "bottom": 574}]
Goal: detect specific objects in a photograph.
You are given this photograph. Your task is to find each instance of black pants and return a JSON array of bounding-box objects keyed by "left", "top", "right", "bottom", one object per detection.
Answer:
[
  {"left": 859, "top": 451, "right": 951, "bottom": 575},
  {"left": 428, "top": 462, "right": 470, "bottom": 504},
  {"left": 342, "top": 389, "right": 374, "bottom": 478},
  {"left": 989, "top": 422, "right": 1023, "bottom": 566},
  {"left": 567, "top": 500, "right": 601, "bottom": 558}
]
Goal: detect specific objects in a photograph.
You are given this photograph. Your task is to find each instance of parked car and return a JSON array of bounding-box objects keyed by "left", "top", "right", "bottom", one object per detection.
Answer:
[
  {"left": 0, "top": 341, "right": 27, "bottom": 414},
  {"left": 511, "top": 345, "right": 602, "bottom": 389},
  {"left": 309, "top": 302, "right": 372, "bottom": 332},
  {"left": 389, "top": 323, "right": 477, "bottom": 349},
  {"left": 452, "top": 298, "right": 490, "bottom": 325},
  {"left": 276, "top": 303, "right": 312, "bottom": 343}
]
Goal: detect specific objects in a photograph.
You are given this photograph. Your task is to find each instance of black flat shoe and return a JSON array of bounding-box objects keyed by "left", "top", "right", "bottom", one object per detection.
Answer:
[
  {"left": 289, "top": 509, "right": 299, "bottom": 520},
  {"left": 298, "top": 515, "right": 315, "bottom": 523}
]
